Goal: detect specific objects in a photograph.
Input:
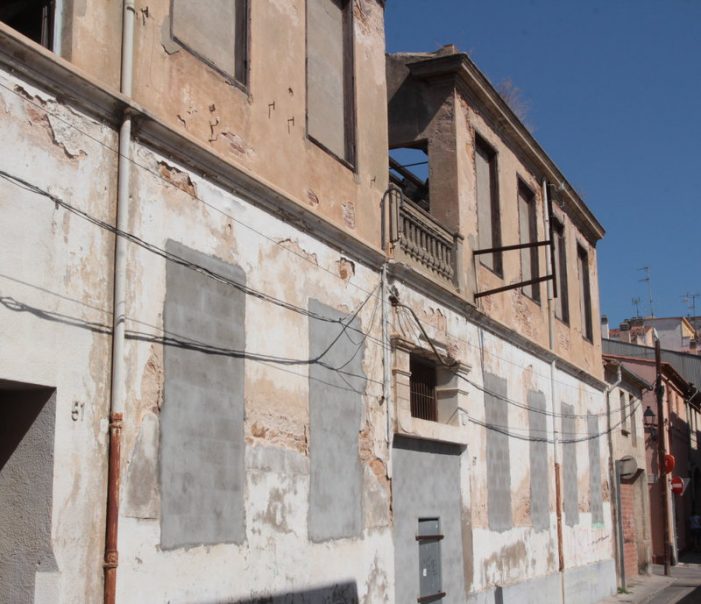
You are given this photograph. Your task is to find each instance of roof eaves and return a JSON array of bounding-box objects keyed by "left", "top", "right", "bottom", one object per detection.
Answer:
[{"left": 406, "top": 52, "right": 606, "bottom": 243}]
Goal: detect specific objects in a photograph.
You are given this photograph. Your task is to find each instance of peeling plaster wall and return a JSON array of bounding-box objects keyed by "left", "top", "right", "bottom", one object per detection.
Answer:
[
  {"left": 0, "top": 70, "right": 117, "bottom": 603},
  {"left": 386, "top": 55, "right": 604, "bottom": 381},
  {"left": 390, "top": 281, "right": 615, "bottom": 602},
  {"left": 127, "top": 0, "right": 388, "bottom": 250},
  {"left": 114, "top": 142, "right": 392, "bottom": 602}
]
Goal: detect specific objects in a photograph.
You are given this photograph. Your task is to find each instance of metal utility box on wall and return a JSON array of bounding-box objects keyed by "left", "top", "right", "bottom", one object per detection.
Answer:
[{"left": 418, "top": 518, "right": 443, "bottom": 600}]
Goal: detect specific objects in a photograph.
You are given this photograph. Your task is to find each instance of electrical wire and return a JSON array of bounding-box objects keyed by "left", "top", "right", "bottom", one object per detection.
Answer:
[
  {"left": 397, "top": 303, "right": 634, "bottom": 420},
  {"left": 3, "top": 78, "right": 615, "bottom": 395},
  {"left": 0, "top": 78, "right": 379, "bottom": 298},
  {"left": 0, "top": 169, "right": 382, "bottom": 340},
  {"left": 397, "top": 301, "right": 644, "bottom": 442}
]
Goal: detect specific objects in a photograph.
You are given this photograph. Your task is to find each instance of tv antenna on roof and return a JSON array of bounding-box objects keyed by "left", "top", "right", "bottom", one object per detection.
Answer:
[
  {"left": 632, "top": 297, "right": 642, "bottom": 318},
  {"left": 682, "top": 292, "right": 701, "bottom": 336},
  {"left": 637, "top": 266, "right": 654, "bottom": 317}
]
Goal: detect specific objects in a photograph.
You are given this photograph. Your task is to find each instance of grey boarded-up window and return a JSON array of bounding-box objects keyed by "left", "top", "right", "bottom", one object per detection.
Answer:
[
  {"left": 561, "top": 403, "right": 579, "bottom": 526},
  {"left": 588, "top": 414, "right": 604, "bottom": 525},
  {"left": 518, "top": 181, "right": 540, "bottom": 301},
  {"left": 171, "top": 0, "right": 248, "bottom": 86},
  {"left": 308, "top": 299, "right": 365, "bottom": 541},
  {"left": 553, "top": 218, "right": 569, "bottom": 323},
  {"left": 475, "top": 136, "right": 501, "bottom": 274},
  {"left": 161, "top": 241, "right": 246, "bottom": 549},
  {"left": 528, "top": 390, "right": 549, "bottom": 531},
  {"left": 306, "top": 0, "right": 355, "bottom": 163},
  {"left": 485, "top": 372, "right": 512, "bottom": 531},
  {"left": 577, "top": 244, "right": 593, "bottom": 341}
]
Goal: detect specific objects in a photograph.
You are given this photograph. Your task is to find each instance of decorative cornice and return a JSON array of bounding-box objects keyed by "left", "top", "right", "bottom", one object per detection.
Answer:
[
  {"left": 388, "top": 260, "right": 608, "bottom": 392},
  {"left": 406, "top": 52, "right": 605, "bottom": 245}
]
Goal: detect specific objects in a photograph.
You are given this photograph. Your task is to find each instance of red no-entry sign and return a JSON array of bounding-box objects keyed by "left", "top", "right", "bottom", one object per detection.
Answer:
[{"left": 671, "top": 476, "right": 684, "bottom": 495}]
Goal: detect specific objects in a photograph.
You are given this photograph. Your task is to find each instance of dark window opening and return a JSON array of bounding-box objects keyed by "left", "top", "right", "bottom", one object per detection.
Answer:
[
  {"left": 390, "top": 145, "right": 430, "bottom": 212},
  {"left": 417, "top": 518, "right": 444, "bottom": 602},
  {"left": 410, "top": 355, "right": 437, "bottom": 422},
  {"left": 306, "top": 0, "right": 355, "bottom": 165},
  {"left": 552, "top": 218, "right": 569, "bottom": 323},
  {"left": 620, "top": 391, "right": 628, "bottom": 433},
  {"left": 517, "top": 181, "right": 540, "bottom": 301},
  {"left": 577, "top": 244, "right": 593, "bottom": 341},
  {"left": 0, "top": 0, "right": 54, "bottom": 49},
  {"left": 475, "top": 135, "right": 502, "bottom": 275}
]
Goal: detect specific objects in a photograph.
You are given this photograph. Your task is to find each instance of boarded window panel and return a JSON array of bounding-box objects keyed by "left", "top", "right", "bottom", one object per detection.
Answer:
[
  {"left": 307, "top": 0, "right": 352, "bottom": 161},
  {"left": 161, "top": 241, "right": 246, "bottom": 549},
  {"left": 485, "top": 373, "right": 512, "bottom": 531},
  {"left": 588, "top": 414, "right": 604, "bottom": 524},
  {"left": 518, "top": 184, "right": 539, "bottom": 301},
  {"left": 562, "top": 403, "right": 579, "bottom": 526},
  {"left": 308, "top": 299, "right": 365, "bottom": 541},
  {"left": 553, "top": 220, "right": 569, "bottom": 323},
  {"left": 630, "top": 395, "right": 638, "bottom": 447},
  {"left": 172, "top": 0, "right": 247, "bottom": 85},
  {"left": 620, "top": 391, "right": 628, "bottom": 432},
  {"left": 578, "top": 245, "right": 593, "bottom": 340},
  {"left": 475, "top": 138, "right": 501, "bottom": 273},
  {"left": 528, "top": 390, "right": 550, "bottom": 531}
]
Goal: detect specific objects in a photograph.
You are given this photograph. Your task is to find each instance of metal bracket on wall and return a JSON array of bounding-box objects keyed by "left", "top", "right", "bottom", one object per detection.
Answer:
[{"left": 474, "top": 193, "right": 558, "bottom": 300}]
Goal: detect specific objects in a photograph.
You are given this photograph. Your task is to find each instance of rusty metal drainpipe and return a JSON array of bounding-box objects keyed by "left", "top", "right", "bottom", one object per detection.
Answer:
[{"left": 104, "top": 2, "right": 135, "bottom": 603}]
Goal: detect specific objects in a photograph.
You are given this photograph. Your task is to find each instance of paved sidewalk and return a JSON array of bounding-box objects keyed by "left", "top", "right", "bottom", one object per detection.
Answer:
[{"left": 599, "top": 555, "right": 701, "bottom": 604}]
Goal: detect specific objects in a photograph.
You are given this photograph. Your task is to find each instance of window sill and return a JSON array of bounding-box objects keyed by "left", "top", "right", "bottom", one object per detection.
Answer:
[
  {"left": 306, "top": 134, "right": 356, "bottom": 172},
  {"left": 396, "top": 406, "right": 469, "bottom": 447},
  {"left": 478, "top": 259, "right": 503, "bottom": 280},
  {"left": 418, "top": 592, "right": 446, "bottom": 603}
]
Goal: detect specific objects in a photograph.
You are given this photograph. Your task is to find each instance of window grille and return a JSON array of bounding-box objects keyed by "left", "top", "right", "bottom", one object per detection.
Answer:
[{"left": 410, "top": 356, "right": 437, "bottom": 422}]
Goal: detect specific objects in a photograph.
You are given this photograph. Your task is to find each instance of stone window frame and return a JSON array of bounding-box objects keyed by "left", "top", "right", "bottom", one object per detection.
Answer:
[
  {"left": 576, "top": 241, "right": 593, "bottom": 342},
  {"left": 305, "top": 0, "right": 357, "bottom": 169},
  {"left": 516, "top": 176, "right": 541, "bottom": 304},
  {"left": 170, "top": 0, "right": 250, "bottom": 91},
  {"left": 474, "top": 132, "right": 503, "bottom": 277},
  {"left": 551, "top": 214, "right": 570, "bottom": 325},
  {"left": 391, "top": 336, "right": 470, "bottom": 447}
]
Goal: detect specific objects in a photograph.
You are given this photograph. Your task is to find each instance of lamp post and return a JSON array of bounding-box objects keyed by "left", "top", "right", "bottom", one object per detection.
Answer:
[
  {"left": 655, "top": 338, "right": 671, "bottom": 576},
  {"left": 644, "top": 406, "right": 656, "bottom": 437}
]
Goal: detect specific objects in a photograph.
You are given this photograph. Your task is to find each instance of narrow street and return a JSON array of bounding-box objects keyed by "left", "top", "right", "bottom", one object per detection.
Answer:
[{"left": 603, "top": 555, "right": 701, "bottom": 604}]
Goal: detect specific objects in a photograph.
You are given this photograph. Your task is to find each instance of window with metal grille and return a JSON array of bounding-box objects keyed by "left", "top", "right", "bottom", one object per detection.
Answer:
[
  {"left": 0, "top": 0, "right": 54, "bottom": 49},
  {"left": 410, "top": 355, "right": 437, "bottom": 422}
]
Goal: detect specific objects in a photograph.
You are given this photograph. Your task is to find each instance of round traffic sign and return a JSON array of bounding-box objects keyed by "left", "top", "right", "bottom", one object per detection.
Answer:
[{"left": 671, "top": 476, "right": 684, "bottom": 495}]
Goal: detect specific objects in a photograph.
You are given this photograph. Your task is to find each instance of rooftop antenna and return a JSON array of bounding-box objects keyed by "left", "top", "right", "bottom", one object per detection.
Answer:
[
  {"left": 632, "top": 297, "right": 642, "bottom": 318},
  {"left": 682, "top": 292, "right": 701, "bottom": 336},
  {"left": 638, "top": 266, "right": 654, "bottom": 317}
]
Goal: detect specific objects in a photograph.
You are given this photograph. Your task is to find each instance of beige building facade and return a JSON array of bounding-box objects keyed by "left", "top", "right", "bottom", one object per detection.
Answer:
[{"left": 1, "top": 3, "right": 614, "bottom": 603}]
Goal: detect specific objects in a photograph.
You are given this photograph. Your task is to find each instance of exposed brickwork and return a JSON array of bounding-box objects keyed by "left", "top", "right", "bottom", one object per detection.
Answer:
[{"left": 620, "top": 482, "right": 639, "bottom": 579}]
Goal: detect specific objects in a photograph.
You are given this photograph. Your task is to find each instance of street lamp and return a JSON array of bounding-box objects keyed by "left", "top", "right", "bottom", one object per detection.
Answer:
[{"left": 644, "top": 405, "right": 656, "bottom": 437}]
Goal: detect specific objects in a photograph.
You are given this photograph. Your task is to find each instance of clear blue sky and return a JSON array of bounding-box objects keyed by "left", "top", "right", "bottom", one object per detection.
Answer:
[{"left": 385, "top": 1, "right": 701, "bottom": 326}]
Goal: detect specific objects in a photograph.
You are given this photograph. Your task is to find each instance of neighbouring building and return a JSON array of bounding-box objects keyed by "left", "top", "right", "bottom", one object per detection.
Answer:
[
  {"left": 604, "top": 354, "right": 698, "bottom": 564},
  {"left": 603, "top": 356, "right": 653, "bottom": 586},
  {"left": 1, "top": 3, "right": 613, "bottom": 603},
  {"left": 609, "top": 316, "right": 698, "bottom": 354},
  {"left": 384, "top": 48, "right": 614, "bottom": 602}
]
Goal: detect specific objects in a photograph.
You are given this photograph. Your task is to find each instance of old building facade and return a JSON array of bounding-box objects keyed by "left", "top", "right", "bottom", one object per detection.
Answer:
[{"left": 1, "top": 2, "right": 614, "bottom": 603}]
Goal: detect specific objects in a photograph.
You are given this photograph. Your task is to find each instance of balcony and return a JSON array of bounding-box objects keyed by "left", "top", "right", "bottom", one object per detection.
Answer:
[{"left": 383, "top": 184, "right": 462, "bottom": 289}]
